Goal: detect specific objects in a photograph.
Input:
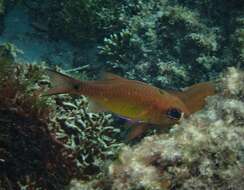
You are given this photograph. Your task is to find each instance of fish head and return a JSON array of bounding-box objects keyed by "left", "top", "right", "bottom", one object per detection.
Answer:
[
  {"left": 44, "top": 69, "right": 83, "bottom": 96},
  {"left": 154, "top": 95, "right": 190, "bottom": 125}
]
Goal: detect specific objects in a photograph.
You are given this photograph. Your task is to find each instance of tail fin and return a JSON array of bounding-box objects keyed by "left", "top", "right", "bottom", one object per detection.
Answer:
[
  {"left": 171, "top": 82, "right": 216, "bottom": 114},
  {"left": 44, "top": 69, "right": 81, "bottom": 96}
]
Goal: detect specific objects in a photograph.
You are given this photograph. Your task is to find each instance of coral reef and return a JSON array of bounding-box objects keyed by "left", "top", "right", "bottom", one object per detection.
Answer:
[
  {"left": 174, "top": 0, "right": 244, "bottom": 69},
  {"left": 52, "top": 94, "right": 123, "bottom": 180},
  {"left": 1, "top": 1, "right": 243, "bottom": 189},
  {"left": 0, "top": 58, "right": 76, "bottom": 189},
  {"left": 8, "top": 1, "right": 242, "bottom": 85},
  {"left": 105, "top": 67, "right": 244, "bottom": 190},
  {"left": 231, "top": 16, "right": 244, "bottom": 68},
  {"left": 22, "top": 0, "right": 128, "bottom": 44},
  {"left": 0, "top": 45, "right": 123, "bottom": 189},
  {"left": 99, "top": 0, "right": 243, "bottom": 88}
]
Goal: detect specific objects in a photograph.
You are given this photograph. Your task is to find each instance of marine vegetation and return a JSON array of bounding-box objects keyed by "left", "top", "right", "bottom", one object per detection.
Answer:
[
  {"left": 9, "top": 0, "right": 242, "bottom": 86},
  {"left": 7, "top": 0, "right": 242, "bottom": 77},
  {"left": 22, "top": 0, "right": 129, "bottom": 43},
  {"left": 0, "top": 45, "right": 123, "bottom": 189},
  {"left": 99, "top": 0, "right": 244, "bottom": 88},
  {"left": 22, "top": 0, "right": 165, "bottom": 44}
]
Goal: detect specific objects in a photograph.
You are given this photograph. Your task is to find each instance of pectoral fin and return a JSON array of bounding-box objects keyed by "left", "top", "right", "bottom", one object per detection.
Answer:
[{"left": 127, "top": 124, "right": 149, "bottom": 140}]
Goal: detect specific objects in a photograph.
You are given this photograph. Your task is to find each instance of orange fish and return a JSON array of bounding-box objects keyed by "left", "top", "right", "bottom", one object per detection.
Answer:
[{"left": 44, "top": 69, "right": 216, "bottom": 138}]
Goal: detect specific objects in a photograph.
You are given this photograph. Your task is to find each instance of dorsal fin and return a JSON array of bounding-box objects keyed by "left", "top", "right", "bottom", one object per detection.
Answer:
[
  {"left": 101, "top": 72, "right": 127, "bottom": 81},
  {"left": 169, "top": 82, "right": 216, "bottom": 114}
]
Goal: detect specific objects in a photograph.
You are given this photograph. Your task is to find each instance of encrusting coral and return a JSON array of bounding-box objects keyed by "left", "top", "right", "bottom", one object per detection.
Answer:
[
  {"left": 104, "top": 67, "right": 244, "bottom": 190},
  {"left": 0, "top": 45, "right": 123, "bottom": 189}
]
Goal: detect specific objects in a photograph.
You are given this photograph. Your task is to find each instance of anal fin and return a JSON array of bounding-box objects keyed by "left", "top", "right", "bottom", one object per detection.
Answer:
[{"left": 127, "top": 124, "right": 149, "bottom": 140}]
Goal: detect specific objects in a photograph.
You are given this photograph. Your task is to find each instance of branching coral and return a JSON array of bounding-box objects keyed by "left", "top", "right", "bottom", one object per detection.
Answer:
[
  {"left": 105, "top": 67, "right": 244, "bottom": 190},
  {"left": 51, "top": 94, "right": 123, "bottom": 180},
  {"left": 0, "top": 46, "right": 123, "bottom": 189},
  {"left": 22, "top": 0, "right": 157, "bottom": 44},
  {"left": 173, "top": 0, "right": 244, "bottom": 69},
  {"left": 99, "top": 2, "right": 220, "bottom": 88},
  {"left": 14, "top": 0, "right": 242, "bottom": 87},
  {"left": 5, "top": 0, "right": 242, "bottom": 84},
  {"left": 172, "top": 0, "right": 244, "bottom": 25},
  {"left": 99, "top": 0, "right": 243, "bottom": 88},
  {"left": 231, "top": 17, "right": 244, "bottom": 68}
]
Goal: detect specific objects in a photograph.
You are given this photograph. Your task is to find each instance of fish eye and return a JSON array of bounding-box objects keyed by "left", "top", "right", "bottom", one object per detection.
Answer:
[
  {"left": 166, "top": 107, "right": 182, "bottom": 120},
  {"left": 73, "top": 84, "right": 80, "bottom": 90}
]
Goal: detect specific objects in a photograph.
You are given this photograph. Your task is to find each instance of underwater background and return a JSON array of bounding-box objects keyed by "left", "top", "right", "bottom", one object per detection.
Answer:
[{"left": 0, "top": 0, "right": 243, "bottom": 189}]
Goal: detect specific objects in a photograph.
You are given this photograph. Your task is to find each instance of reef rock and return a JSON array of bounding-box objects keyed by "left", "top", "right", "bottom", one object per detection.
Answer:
[{"left": 107, "top": 67, "right": 244, "bottom": 190}]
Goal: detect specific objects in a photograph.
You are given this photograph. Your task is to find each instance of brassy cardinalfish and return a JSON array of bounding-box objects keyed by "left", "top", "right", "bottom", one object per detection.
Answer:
[{"left": 44, "top": 69, "right": 216, "bottom": 139}]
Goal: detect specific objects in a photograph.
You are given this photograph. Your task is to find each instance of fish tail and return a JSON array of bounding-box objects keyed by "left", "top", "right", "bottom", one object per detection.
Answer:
[
  {"left": 43, "top": 69, "right": 82, "bottom": 96},
  {"left": 174, "top": 82, "right": 216, "bottom": 114}
]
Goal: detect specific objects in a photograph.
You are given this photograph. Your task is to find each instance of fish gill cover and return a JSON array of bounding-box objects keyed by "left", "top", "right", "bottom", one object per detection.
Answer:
[{"left": 0, "top": 0, "right": 243, "bottom": 190}]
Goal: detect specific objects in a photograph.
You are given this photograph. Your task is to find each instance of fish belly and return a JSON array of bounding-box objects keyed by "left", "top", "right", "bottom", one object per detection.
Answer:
[{"left": 98, "top": 98, "right": 148, "bottom": 121}]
